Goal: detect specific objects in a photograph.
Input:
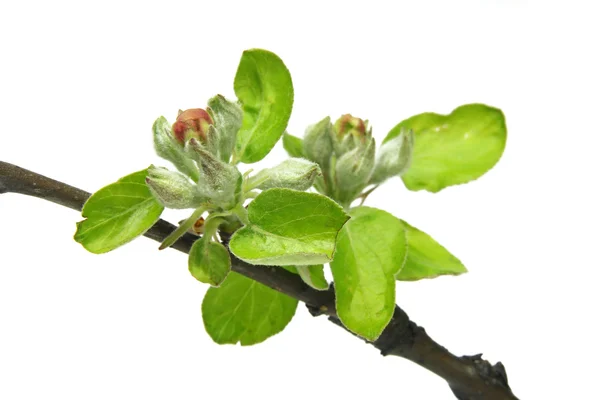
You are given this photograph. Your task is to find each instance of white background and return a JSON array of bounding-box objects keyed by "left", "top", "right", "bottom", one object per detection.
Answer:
[{"left": 1, "top": 1, "right": 598, "bottom": 398}]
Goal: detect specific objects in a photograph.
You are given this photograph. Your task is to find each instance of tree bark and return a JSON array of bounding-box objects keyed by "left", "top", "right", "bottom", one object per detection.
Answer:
[{"left": 0, "top": 161, "right": 519, "bottom": 399}]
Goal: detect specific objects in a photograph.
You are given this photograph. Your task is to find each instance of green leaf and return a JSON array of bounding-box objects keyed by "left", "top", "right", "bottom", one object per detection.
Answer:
[
  {"left": 234, "top": 49, "right": 294, "bottom": 163},
  {"left": 229, "top": 189, "right": 349, "bottom": 266},
  {"left": 202, "top": 272, "right": 298, "bottom": 346},
  {"left": 330, "top": 207, "right": 407, "bottom": 340},
  {"left": 296, "top": 265, "right": 329, "bottom": 290},
  {"left": 396, "top": 221, "right": 467, "bottom": 281},
  {"left": 74, "top": 169, "right": 164, "bottom": 254},
  {"left": 189, "top": 238, "right": 231, "bottom": 286},
  {"left": 282, "top": 132, "right": 304, "bottom": 158},
  {"left": 384, "top": 104, "right": 507, "bottom": 192}
]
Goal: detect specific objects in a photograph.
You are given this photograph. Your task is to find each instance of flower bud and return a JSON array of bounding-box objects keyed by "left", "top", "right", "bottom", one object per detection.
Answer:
[
  {"left": 146, "top": 166, "right": 205, "bottom": 209},
  {"left": 303, "top": 117, "right": 334, "bottom": 169},
  {"left": 332, "top": 114, "right": 371, "bottom": 156},
  {"left": 334, "top": 114, "right": 367, "bottom": 140},
  {"left": 252, "top": 158, "right": 321, "bottom": 191},
  {"left": 207, "top": 95, "right": 243, "bottom": 163},
  {"left": 172, "top": 108, "right": 214, "bottom": 145},
  {"left": 152, "top": 116, "right": 200, "bottom": 182},
  {"left": 334, "top": 137, "right": 376, "bottom": 205},
  {"left": 186, "top": 138, "right": 243, "bottom": 209},
  {"left": 370, "top": 128, "right": 415, "bottom": 184}
]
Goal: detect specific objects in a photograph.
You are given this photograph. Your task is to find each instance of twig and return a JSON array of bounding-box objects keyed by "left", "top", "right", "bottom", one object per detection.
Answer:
[{"left": 0, "top": 161, "right": 519, "bottom": 400}]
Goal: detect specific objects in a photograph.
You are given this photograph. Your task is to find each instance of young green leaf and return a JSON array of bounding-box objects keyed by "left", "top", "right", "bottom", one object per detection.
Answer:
[
  {"left": 330, "top": 207, "right": 407, "bottom": 341},
  {"left": 74, "top": 169, "right": 164, "bottom": 254},
  {"left": 234, "top": 49, "right": 294, "bottom": 163},
  {"left": 189, "top": 238, "right": 231, "bottom": 286},
  {"left": 396, "top": 221, "right": 467, "bottom": 281},
  {"left": 282, "top": 132, "right": 304, "bottom": 158},
  {"left": 384, "top": 104, "right": 507, "bottom": 192},
  {"left": 229, "top": 189, "right": 349, "bottom": 265},
  {"left": 202, "top": 272, "right": 298, "bottom": 346},
  {"left": 296, "top": 265, "right": 329, "bottom": 290}
]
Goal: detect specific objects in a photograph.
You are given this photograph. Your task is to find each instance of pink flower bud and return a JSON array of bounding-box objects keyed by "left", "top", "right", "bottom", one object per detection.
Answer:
[
  {"left": 334, "top": 114, "right": 368, "bottom": 141},
  {"left": 172, "top": 108, "right": 214, "bottom": 144}
]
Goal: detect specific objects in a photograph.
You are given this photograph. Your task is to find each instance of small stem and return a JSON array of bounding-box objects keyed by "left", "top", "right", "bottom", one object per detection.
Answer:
[
  {"left": 233, "top": 203, "right": 250, "bottom": 225},
  {"left": 203, "top": 216, "right": 225, "bottom": 240},
  {"left": 244, "top": 190, "right": 260, "bottom": 199},
  {"left": 159, "top": 207, "right": 206, "bottom": 250},
  {"left": 357, "top": 184, "right": 379, "bottom": 206},
  {"left": 244, "top": 174, "right": 269, "bottom": 193}
]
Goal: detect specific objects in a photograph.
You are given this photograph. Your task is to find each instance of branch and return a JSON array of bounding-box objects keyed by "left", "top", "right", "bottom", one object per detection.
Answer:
[{"left": 0, "top": 161, "right": 519, "bottom": 400}]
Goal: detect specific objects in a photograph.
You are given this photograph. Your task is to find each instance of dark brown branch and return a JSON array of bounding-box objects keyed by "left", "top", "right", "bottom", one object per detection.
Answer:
[{"left": 0, "top": 161, "right": 519, "bottom": 400}]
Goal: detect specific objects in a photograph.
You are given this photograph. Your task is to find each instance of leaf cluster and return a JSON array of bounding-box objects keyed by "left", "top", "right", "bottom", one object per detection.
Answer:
[{"left": 74, "top": 49, "right": 506, "bottom": 343}]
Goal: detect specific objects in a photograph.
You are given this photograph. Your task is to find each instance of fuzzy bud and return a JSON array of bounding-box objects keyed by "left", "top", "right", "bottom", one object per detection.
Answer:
[
  {"left": 252, "top": 158, "right": 321, "bottom": 191},
  {"left": 303, "top": 117, "right": 334, "bottom": 169},
  {"left": 334, "top": 137, "right": 376, "bottom": 205},
  {"left": 371, "top": 128, "right": 415, "bottom": 184},
  {"left": 332, "top": 114, "right": 371, "bottom": 156},
  {"left": 334, "top": 114, "right": 367, "bottom": 140},
  {"left": 186, "top": 138, "right": 243, "bottom": 209},
  {"left": 206, "top": 95, "right": 243, "bottom": 163},
  {"left": 152, "top": 116, "right": 201, "bottom": 181},
  {"left": 146, "top": 166, "right": 205, "bottom": 209}
]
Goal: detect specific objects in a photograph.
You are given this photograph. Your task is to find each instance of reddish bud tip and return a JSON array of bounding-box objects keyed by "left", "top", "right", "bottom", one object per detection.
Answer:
[
  {"left": 171, "top": 108, "right": 214, "bottom": 144},
  {"left": 334, "top": 114, "right": 367, "bottom": 140}
]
